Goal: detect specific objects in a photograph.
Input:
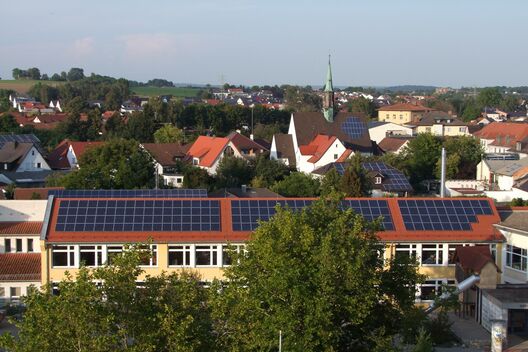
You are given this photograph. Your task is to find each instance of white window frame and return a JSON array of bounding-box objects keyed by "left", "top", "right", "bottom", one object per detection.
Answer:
[
  {"left": 79, "top": 245, "right": 105, "bottom": 267},
  {"left": 506, "top": 244, "right": 527, "bottom": 272},
  {"left": 168, "top": 245, "right": 193, "bottom": 267},
  {"left": 421, "top": 244, "right": 444, "bottom": 266},
  {"left": 15, "top": 238, "right": 23, "bottom": 252},
  {"left": 106, "top": 245, "right": 123, "bottom": 265},
  {"left": 51, "top": 245, "right": 77, "bottom": 268},
  {"left": 27, "top": 238, "right": 34, "bottom": 252},
  {"left": 138, "top": 244, "right": 158, "bottom": 267},
  {"left": 222, "top": 244, "right": 246, "bottom": 267},
  {"left": 418, "top": 279, "right": 456, "bottom": 302},
  {"left": 195, "top": 245, "right": 220, "bottom": 267},
  {"left": 395, "top": 244, "right": 418, "bottom": 261},
  {"left": 375, "top": 176, "right": 382, "bottom": 184}
]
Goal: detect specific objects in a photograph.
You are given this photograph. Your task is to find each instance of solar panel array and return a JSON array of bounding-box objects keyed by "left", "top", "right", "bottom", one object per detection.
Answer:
[
  {"left": 231, "top": 199, "right": 394, "bottom": 231},
  {"left": 341, "top": 117, "right": 367, "bottom": 139},
  {"left": 55, "top": 199, "right": 221, "bottom": 232},
  {"left": 49, "top": 189, "right": 208, "bottom": 198},
  {"left": 398, "top": 199, "right": 493, "bottom": 231},
  {"left": 362, "top": 162, "right": 413, "bottom": 192},
  {"left": 0, "top": 134, "right": 41, "bottom": 148}
]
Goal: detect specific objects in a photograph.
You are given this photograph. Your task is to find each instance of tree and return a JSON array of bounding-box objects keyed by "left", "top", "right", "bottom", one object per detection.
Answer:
[
  {"left": 401, "top": 133, "right": 442, "bottom": 187},
  {"left": 272, "top": 172, "right": 320, "bottom": 197},
  {"left": 153, "top": 124, "right": 184, "bottom": 144},
  {"left": 182, "top": 165, "right": 214, "bottom": 190},
  {"left": 0, "top": 246, "right": 214, "bottom": 352},
  {"left": 60, "top": 139, "right": 155, "bottom": 189},
  {"left": 27, "top": 67, "right": 41, "bottom": 80},
  {"left": 320, "top": 167, "right": 342, "bottom": 196},
  {"left": 347, "top": 97, "right": 376, "bottom": 118},
  {"left": 0, "top": 114, "right": 21, "bottom": 133},
  {"left": 442, "top": 136, "right": 483, "bottom": 179},
  {"left": 477, "top": 87, "right": 502, "bottom": 108},
  {"left": 215, "top": 156, "right": 253, "bottom": 189},
  {"left": 67, "top": 67, "right": 85, "bottom": 81},
  {"left": 212, "top": 198, "right": 424, "bottom": 351},
  {"left": 412, "top": 328, "right": 434, "bottom": 352},
  {"left": 435, "top": 153, "right": 460, "bottom": 179},
  {"left": 251, "top": 154, "right": 290, "bottom": 188},
  {"left": 12, "top": 68, "right": 21, "bottom": 79},
  {"left": 341, "top": 154, "right": 372, "bottom": 197}
]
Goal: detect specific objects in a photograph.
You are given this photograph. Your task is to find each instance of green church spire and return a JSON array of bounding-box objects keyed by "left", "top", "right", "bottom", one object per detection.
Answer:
[
  {"left": 324, "top": 55, "right": 333, "bottom": 92},
  {"left": 322, "top": 55, "right": 335, "bottom": 122}
]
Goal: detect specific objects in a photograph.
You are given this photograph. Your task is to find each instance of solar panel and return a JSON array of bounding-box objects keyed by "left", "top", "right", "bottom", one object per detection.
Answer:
[
  {"left": 49, "top": 189, "right": 208, "bottom": 198},
  {"left": 341, "top": 117, "right": 367, "bottom": 139},
  {"left": 362, "top": 162, "right": 413, "bottom": 192},
  {"left": 0, "top": 134, "right": 40, "bottom": 146},
  {"left": 231, "top": 199, "right": 394, "bottom": 231},
  {"left": 398, "top": 199, "right": 493, "bottom": 231},
  {"left": 55, "top": 199, "right": 221, "bottom": 232}
]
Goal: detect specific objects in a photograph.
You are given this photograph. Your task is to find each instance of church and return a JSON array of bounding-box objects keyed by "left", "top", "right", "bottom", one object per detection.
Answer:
[{"left": 270, "top": 58, "right": 373, "bottom": 173}]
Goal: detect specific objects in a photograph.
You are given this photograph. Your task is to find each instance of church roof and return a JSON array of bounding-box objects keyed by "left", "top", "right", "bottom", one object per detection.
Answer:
[{"left": 292, "top": 112, "right": 372, "bottom": 153}]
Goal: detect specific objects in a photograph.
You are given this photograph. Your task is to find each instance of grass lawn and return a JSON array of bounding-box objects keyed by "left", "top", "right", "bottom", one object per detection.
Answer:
[
  {"left": 131, "top": 86, "right": 201, "bottom": 98},
  {"left": 0, "top": 80, "right": 65, "bottom": 93}
]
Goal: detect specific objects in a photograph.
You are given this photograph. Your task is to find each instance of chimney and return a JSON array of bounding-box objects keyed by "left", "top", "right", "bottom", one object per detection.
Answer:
[{"left": 241, "top": 184, "right": 247, "bottom": 193}]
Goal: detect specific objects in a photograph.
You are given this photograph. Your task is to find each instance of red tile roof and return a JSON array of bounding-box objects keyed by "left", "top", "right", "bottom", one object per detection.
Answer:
[
  {"left": 44, "top": 197, "right": 502, "bottom": 244},
  {"left": 473, "top": 122, "right": 528, "bottom": 148},
  {"left": 336, "top": 149, "right": 353, "bottom": 162},
  {"left": 70, "top": 141, "right": 105, "bottom": 159},
  {"left": 0, "top": 222, "right": 43, "bottom": 235},
  {"left": 0, "top": 253, "right": 41, "bottom": 281},
  {"left": 47, "top": 140, "right": 105, "bottom": 169},
  {"left": 14, "top": 187, "right": 64, "bottom": 200},
  {"left": 378, "top": 103, "right": 433, "bottom": 112},
  {"left": 299, "top": 134, "right": 337, "bottom": 163},
  {"left": 453, "top": 245, "right": 499, "bottom": 274},
  {"left": 186, "top": 136, "right": 229, "bottom": 168}
]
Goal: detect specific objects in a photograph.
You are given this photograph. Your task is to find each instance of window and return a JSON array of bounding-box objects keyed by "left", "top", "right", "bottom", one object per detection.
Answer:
[
  {"left": 106, "top": 245, "right": 123, "bottom": 265},
  {"left": 195, "top": 245, "right": 218, "bottom": 266},
  {"left": 79, "top": 245, "right": 104, "bottom": 267},
  {"left": 0, "top": 287, "right": 4, "bottom": 297},
  {"left": 222, "top": 244, "right": 245, "bottom": 266},
  {"left": 16, "top": 238, "right": 22, "bottom": 252},
  {"left": 31, "top": 150, "right": 35, "bottom": 156},
  {"left": 4, "top": 238, "right": 11, "bottom": 253},
  {"left": 490, "top": 243, "right": 496, "bottom": 261},
  {"left": 176, "top": 178, "right": 182, "bottom": 184},
  {"left": 3, "top": 164, "right": 7, "bottom": 170},
  {"left": 459, "top": 127, "right": 466, "bottom": 133},
  {"left": 375, "top": 176, "right": 382, "bottom": 184},
  {"left": 385, "top": 114, "right": 389, "bottom": 119},
  {"left": 139, "top": 245, "right": 157, "bottom": 266},
  {"left": 334, "top": 154, "right": 338, "bottom": 160},
  {"left": 399, "top": 114, "right": 403, "bottom": 120},
  {"left": 192, "top": 158, "right": 199, "bottom": 166},
  {"left": 448, "top": 244, "right": 459, "bottom": 265},
  {"left": 36, "top": 162, "right": 41, "bottom": 168},
  {"left": 10, "top": 287, "right": 21, "bottom": 298},
  {"left": 421, "top": 244, "right": 443, "bottom": 265},
  {"left": 419, "top": 279, "right": 455, "bottom": 301},
  {"left": 395, "top": 244, "right": 418, "bottom": 261},
  {"left": 52, "top": 245, "right": 76, "bottom": 267},
  {"left": 506, "top": 245, "right": 527, "bottom": 272},
  {"left": 168, "top": 245, "right": 192, "bottom": 267},
  {"left": 27, "top": 239, "right": 34, "bottom": 252}
]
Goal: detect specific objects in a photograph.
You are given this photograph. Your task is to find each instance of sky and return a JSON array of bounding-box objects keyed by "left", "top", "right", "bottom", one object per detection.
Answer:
[{"left": 1, "top": 0, "right": 527, "bottom": 87}]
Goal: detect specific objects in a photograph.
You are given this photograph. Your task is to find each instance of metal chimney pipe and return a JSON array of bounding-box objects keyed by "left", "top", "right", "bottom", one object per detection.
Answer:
[{"left": 440, "top": 147, "right": 446, "bottom": 197}]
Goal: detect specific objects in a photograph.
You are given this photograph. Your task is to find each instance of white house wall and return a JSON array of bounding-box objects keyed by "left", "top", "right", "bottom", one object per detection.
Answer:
[
  {"left": 369, "top": 123, "right": 413, "bottom": 144},
  {"left": 16, "top": 147, "right": 51, "bottom": 172}
]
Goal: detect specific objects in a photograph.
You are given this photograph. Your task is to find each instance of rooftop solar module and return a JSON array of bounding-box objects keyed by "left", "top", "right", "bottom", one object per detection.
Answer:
[
  {"left": 231, "top": 199, "right": 394, "bottom": 231},
  {"left": 398, "top": 199, "right": 493, "bottom": 231},
  {"left": 341, "top": 117, "right": 367, "bottom": 139},
  {"left": 362, "top": 161, "right": 413, "bottom": 192},
  {"left": 49, "top": 189, "right": 208, "bottom": 198},
  {"left": 55, "top": 199, "right": 221, "bottom": 232},
  {"left": 0, "top": 134, "right": 40, "bottom": 147}
]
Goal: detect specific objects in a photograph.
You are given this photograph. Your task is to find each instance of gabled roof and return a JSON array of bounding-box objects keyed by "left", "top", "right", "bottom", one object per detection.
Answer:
[
  {"left": 142, "top": 143, "right": 188, "bottom": 166},
  {"left": 186, "top": 136, "right": 229, "bottom": 168},
  {"left": 47, "top": 140, "right": 105, "bottom": 169},
  {"left": 299, "top": 134, "right": 337, "bottom": 163},
  {"left": 0, "top": 142, "right": 33, "bottom": 164},
  {"left": 291, "top": 112, "right": 372, "bottom": 152},
  {"left": 227, "top": 132, "right": 269, "bottom": 153},
  {"left": 496, "top": 208, "right": 528, "bottom": 233},
  {"left": 415, "top": 111, "right": 467, "bottom": 126},
  {"left": 493, "top": 158, "right": 528, "bottom": 177},
  {"left": 378, "top": 103, "right": 433, "bottom": 112},
  {"left": 272, "top": 134, "right": 295, "bottom": 166},
  {"left": 378, "top": 137, "right": 411, "bottom": 153},
  {"left": 454, "top": 245, "right": 499, "bottom": 274},
  {"left": 473, "top": 122, "right": 528, "bottom": 148},
  {"left": 70, "top": 141, "right": 105, "bottom": 159},
  {"left": 0, "top": 253, "right": 41, "bottom": 281}
]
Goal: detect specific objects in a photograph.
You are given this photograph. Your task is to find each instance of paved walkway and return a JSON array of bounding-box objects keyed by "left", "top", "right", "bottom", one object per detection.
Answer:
[{"left": 448, "top": 312, "right": 491, "bottom": 350}]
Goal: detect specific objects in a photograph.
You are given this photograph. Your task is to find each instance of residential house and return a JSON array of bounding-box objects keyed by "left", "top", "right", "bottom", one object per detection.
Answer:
[
  {"left": 296, "top": 135, "right": 349, "bottom": 173},
  {"left": 368, "top": 121, "right": 413, "bottom": 144},
  {"left": 270, "top": 134, "right": 296, "bottom": 167},
  {"left": 476, "top": 157, "right": 528, "bottom": 197},
  {"left": 47, "top": 140, "right": 105, "bottom": 170},
  {"left": 482, "top": 108, "right": 508, "bottom": 122},
  {"left": 0, "top": 200, "right": 47, "bottom": 303},
  {"left": 142, "top": 143, "right": 189, "bottom": 187},
  {"left": 312, "top": 161, "right": 413, "bottom": 196},
  {"left": 495, "top": 207, "right": 528, "bottom": 284},
  {"left": 271, "top": 59, "right": 372, "bottom": 172},
  {"left": 377, "top": 103, "right": 434, "bottom": 125},
  {"left": 0, "top": 142, "right": 50, "bottom": 172},
  {"left": 414, "top": 111, "right": 469, "bottom": 136},
  {"left": 473, "top": 122, "right": 528, "bottom": 157},
  {"left": 378, "top": 137, "right": 411, "bottom": 155}
]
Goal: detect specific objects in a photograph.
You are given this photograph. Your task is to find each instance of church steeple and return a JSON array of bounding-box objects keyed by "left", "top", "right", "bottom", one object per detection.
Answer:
[{"left": 322, "top": 55, "right": 335, "bottom": 122}]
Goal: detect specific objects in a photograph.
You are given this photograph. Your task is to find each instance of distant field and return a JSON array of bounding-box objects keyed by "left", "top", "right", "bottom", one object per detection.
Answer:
[
  {"left": 131, "top": 86, "right": 200, "bottom": 97},
  {"left": 0, "top": 80, "right": 64, "bottom": 93}
]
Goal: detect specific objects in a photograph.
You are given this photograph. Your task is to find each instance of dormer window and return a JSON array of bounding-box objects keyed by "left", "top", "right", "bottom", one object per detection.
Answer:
[
  {"left": 375, "top": 176, "right": 382, "bottom": 184},
  {"left": 192, "top": 158, "right": 199, "bottom": 165},
  {"left": 505, "top": 135, "right": 510, "bottom": 145}
]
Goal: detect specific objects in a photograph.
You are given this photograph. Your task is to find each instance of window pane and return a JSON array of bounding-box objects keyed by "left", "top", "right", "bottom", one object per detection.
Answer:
[
  {"left": 52, "top": 251, "right": 68, "bottom": 267},
  {"left": 16, "top": 239, "right": 22, "bottom": 252},
  {"left": 10, "top": 287, "right": 21, "bottom": 297},
  {"left": 196, "top": 251, "right": 211, "bottom": 266},
  {"left": 4, "top": 239, "right": 11, "bottom": 252},
  {"left": 169, "top": 251, "right": 185, "bottom": 266},
  {"left": 80, "top": 251, "right": 96, "bottom": 266},
  {"left": 27, "top": 239, "right": 34, "bottom": 252}
]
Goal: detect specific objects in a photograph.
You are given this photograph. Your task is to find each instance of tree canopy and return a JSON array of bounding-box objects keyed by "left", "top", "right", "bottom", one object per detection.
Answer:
[{"left": 272, "top": 172, "right": 320, "bottom": 197}]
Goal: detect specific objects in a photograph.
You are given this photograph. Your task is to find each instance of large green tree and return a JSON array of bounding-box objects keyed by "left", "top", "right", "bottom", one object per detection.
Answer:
[
  {"left": 347, "top": 97, "right": 376, "bottom": 118},
  {"left": 0, "top": 246, "right": 213, "bottom": 352},
  {"left": 212, "top": 198, "right": 423, "bottom": 351},
  {"left": 401, "top": 133, "right": 442, "bottom": 187},
  {"left": 341, "top": 154, "right": 372, "bottom": 197},
  {"left": 215, "top": 156, "right": 254, "bottom": 189},
  {"left": 60, "top": 139, "right": 155, "bottom": 189},
  {"left": 272, "top": 172, "right": 320, "bottom": 197},
  {"left": 153, "top": 124, "right": 184, "bottom": 144}
]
